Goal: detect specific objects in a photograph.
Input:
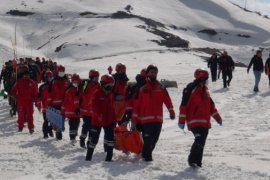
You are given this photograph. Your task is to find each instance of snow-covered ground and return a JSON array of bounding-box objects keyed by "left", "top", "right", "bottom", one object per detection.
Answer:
[
  {"left": 0, "top": 0, "right": 270, "bottom": 179},
  {"left": 1, "top": 51, "right": 270, "bottom": 180}
]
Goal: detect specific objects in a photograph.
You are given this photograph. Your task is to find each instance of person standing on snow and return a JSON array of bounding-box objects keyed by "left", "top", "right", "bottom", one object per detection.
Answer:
[
  {"left": 48, "top": 65, "right": 69, "bottom": 140},
  {"left": 37, "top": 70, "right": 54, "bottom": 138},
  {"left": 178, "top": 69, "right": 222, "bottom": 168},
  {"left": 247, "top": 50, "right": 264, "bottom": 92},
  {"left": 112, "top": 63, "right": 129, "bottom": 125},
  {"left": 79, "top": 69, "right": 100, "bottom": 148},
  {"left": 86, "top": 74, "right": 117, "bottom": 161},
  {"left": 62, "top": 74, "right": 82, "bottom": 145},
  {"left": 218, "top": 51, "right": 235, "bottom": 88},
  {"left": 11, "top": 69, "right": 38, "bottom": 134},
  {"left": 131, "top": 64, "right": 175, "bottom": 161},
  {"left": 207, "top": 52, "right": 218, "bottom": 82},
  {"left": 265, "top": 53, "right": 270, "bottom": 86}
]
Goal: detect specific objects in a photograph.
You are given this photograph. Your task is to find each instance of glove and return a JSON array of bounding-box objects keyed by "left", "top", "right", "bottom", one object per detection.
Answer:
[
  {"left": 217, "top": 119, "right": 222, "bottom": 126},
  {"left": 178, "top": 123, "right": 185, "bottom": 129},
  {"left": 74, "top": 108, "right": 80, "bottom": 115},
  {"left": 170, "top": 113, "right": 175, "bottom": 120}
]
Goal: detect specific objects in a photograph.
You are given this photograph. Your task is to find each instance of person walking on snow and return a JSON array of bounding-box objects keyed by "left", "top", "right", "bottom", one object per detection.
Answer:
[
  {"left": 79, "top": 69, "right": 100, "bottom": 148},
  {"left": 86, "top": 74, "right": 117, "bottom": 162},
  {"left": 131, "top": 64, "right": 175, "bottom": 161},
  {"left": 178, "top": 69, "right": 222, "bottom": 168},
  {"left": 48, "top": 65, "right": 69, "bottom": 140},
  {"left": 11, "top": 69, "right": 38, "bottom": 134},
  {"left": 265, "top": 53, "right": 270, "bottom": 86},
  {"left": 62, "top": 74, "right": 82, "bottom": 145},
  {"left": 218, "top": 51, "right": 235, "bottom": 88},
  {"left": 37, "top": 70, "right": 54, "bottom": 138},
  {"left": 247, "top": 50, "right": 264, "bottom": 92},
  {"left": 207, "top": 52, "right": 218, "bottom": 82}
]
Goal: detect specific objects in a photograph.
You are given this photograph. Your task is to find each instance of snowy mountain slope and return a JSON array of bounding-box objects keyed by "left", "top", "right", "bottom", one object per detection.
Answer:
[
  {"left": 1, "top": 51, "right": 270, "bottom": 180},
  {"left": 0, "top": 0, "right": 270, "bottom": 63}
]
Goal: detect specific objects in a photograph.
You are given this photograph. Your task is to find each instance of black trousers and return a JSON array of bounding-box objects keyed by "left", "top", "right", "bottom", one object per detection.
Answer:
[
  {"left": 188, "top": 127, "right": 209, "bottom": 166},
  {"left": 68, "top": 118, "right": 80, "bottom": 140},
  {"left": 80, "top": 116, "right": 91, "bottom": 140},
  {"left": 86, "top": 124, "right": 115, "bottom": 161},
  {"left": 141, "top": 122, "right": 162, "bottom": 161},
  {"left": 222, "top": 71, "right": 232, "bottom": 88},
  {"left": 210, "top": 67, "right": 217, "bottom": 82},
  {"left": 42, "top": 112, "right": 52, "bottom": 136}
]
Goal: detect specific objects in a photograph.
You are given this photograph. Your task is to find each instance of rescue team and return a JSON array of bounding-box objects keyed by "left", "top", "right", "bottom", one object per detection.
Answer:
[{"left": 0, "top": 57, "right": 223, "bottom": 168}]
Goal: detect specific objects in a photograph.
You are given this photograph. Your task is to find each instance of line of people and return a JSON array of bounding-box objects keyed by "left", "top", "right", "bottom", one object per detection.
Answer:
[{"left": 0, "top": 58, "right": 223, "bottom": 168}]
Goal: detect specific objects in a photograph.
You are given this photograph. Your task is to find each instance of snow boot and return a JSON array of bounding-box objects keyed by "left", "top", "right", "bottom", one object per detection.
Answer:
[
  {"left": 86, "top": 148, "right": 94, "bottom": 161},
  {"left": 105, "top": 148, "right": 113, "bottom": 162},
  {"left": 80, "top": 137, "right": 86, "bottom": 148},
  {"left": 56, "top": 131, "right": 62, "bottom": 140},
  {"left": 29, "top": 128, "right": 34, "bottom": 134},
  {"left": 18, "top": 128, "right": 23, "bottom": 132}
]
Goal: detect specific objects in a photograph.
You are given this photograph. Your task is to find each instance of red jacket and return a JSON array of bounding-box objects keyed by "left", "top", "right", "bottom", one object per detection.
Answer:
[
  {"left": 11, "top": 76, "right": 38, "bottom": 105},
  {"left": 49, "top": 76, "right": 69, "bottom": 107},
  {"left": 37, "top": 82, "right": 52, "bottom": 113},
  {"left": 91, "top": 89, "right": 116, "bottom": 126},
  {"left": 62, "top": 86, "right": 81, "bottom": 118},
  {"left": 179, "top": 82, "right": 221, "bottom": 130},
  {"left": 132, "top": 80, "right": 175, "bottom": 124},
  {"left": 80, "top": 80, "right": 100, "bottom": 116}
]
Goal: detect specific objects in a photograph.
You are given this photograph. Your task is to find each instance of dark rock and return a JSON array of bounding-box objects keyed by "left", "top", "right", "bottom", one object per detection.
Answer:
[
  {"left": 237, "top": 34, "right": 251, "bottom": 38},
  {"left": 6, "top": 10, "right": 35, "bottom": 16},
  {"left": 55, "top": 43, "right": 67, "bottom": 53},
  {"left": 198, "top": 29, "right": 217, "bottom": 36}
]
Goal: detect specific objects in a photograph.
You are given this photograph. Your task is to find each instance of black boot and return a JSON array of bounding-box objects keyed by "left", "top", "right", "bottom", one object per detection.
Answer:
[
  {"left": 188, "top": 143, "right": 201, "bottom": 167},
  {"left": 105, "top": 148, "right": 113, "bottom": 162},
  {"left": 56, "top": 131, "right": 62, "bottom": 140},
  {"left": 80, "top": 137, "right": 86, "bottom": 148},
  {"left": 142, "top": 145, "right": 153, "bottom": 161},
  {"left": 86, "top": 148, "right": 94, "bottom": 161}
]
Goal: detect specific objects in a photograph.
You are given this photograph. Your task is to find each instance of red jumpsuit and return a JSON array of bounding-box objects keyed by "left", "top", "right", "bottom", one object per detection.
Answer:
[{"left": 11, "top": 76, "right": 38, "bottom": 130}]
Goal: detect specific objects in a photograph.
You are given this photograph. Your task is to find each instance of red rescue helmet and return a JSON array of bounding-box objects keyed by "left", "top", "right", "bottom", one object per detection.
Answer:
[
  {"left": 58, "top": 65, "right": 65, "bottom": 72},
  {"left": 140, "top": 68, "right": 147, "bottom": 77},
  {"left": 100, "top": 74, "right": 115, "bottom": 86},
  {"left": 194, "top": 69, "right": 209, "bottom": 81},
  {"left": 115, "top": 63, "right": 126, "bottom": 73},
  {"left": 71, "top": 73, "right": 81, "bottom": 83},
  {"left": 89, "top": 69, "right": 100, "bottom": 79}
]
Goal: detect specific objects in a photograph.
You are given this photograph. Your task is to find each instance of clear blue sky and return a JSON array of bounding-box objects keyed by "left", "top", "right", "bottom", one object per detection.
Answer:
[{"left": 230, "top": 0, "right": 270, "bottom": 16}]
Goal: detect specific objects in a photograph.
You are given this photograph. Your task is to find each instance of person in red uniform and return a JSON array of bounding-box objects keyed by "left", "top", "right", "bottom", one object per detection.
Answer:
[
  {"left": 62, "top": 73, "right": 82, "bottom": 144},
  {"left": 79, "top": 69, "right": 100, "bottom": 148},
  {"left": 37, "top": 70, "right": 54, "bottom": 138},
  {"left": 178, "top": 69, "right": 222, "bottom": 168},
  {"left": 131, "top": 64, "right": 175, "bottom": 161},
  {"left": 86, "top": 74, "right": 116, "bottom": 162},
  {"left": 48, "top": 65, "right": 69, "bottom": 140},
  {"left": 11, "top": 69, "right": 38, "bottom": 133},
  {"left": 113, "top": 63, "right": 129, "bottom": 125}
]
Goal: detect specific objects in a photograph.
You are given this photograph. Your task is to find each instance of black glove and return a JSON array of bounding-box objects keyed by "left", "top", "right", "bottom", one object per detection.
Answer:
[
  {"left": 170, "top": 113, "right": 175, "bottom": 120},
  {"left": 74, "top": 108, "right": 80, "bottom": 115}
]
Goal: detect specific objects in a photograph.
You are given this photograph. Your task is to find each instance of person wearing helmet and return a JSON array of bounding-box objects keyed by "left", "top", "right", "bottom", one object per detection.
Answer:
[
  {"left": 125, "top": 68, "right": 147, "bottom": 129},
  {"left": 37, "top": 70, "right": 54, "bottom": 138},
  {"left": 86, "top": 74, "right": 116, "bottom": 162},
  {"left": 113, "top": 63, "right": 129, "bottom": 124},
  {"left": 178, "top": 69, "right": 222, "bottom": 168},
  {"left": 131, "top": 64, "right": 175, "bottom": 161},
  {"left": 79, "top": 69, "right": 100, "bottom": 148},
  {"left": 218, "top": 51, "right": 235, "bottom": 88},
  {"left": 48, "top": 65, "right": 69, "bottom": 140},
  {"left": 62, "top": 73, "right": 82, "bottom": 145},
  {"left": 11, "top": 68, "right": 38, "bottom": 134}
]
